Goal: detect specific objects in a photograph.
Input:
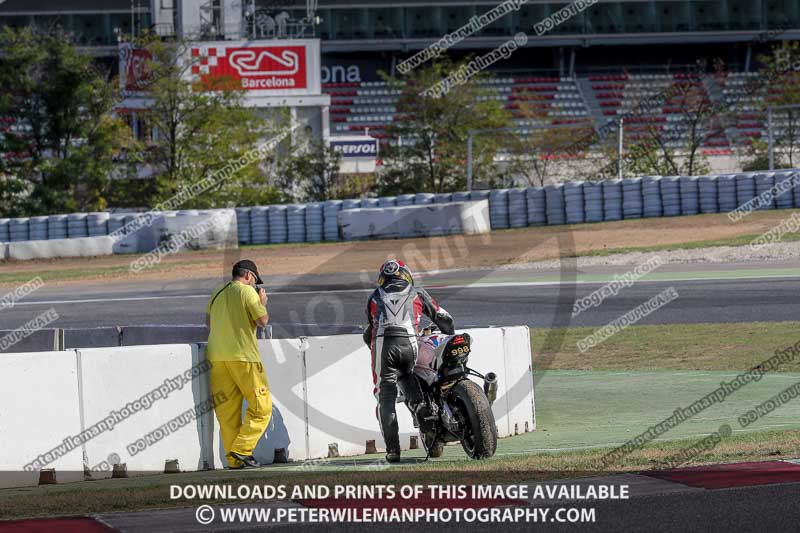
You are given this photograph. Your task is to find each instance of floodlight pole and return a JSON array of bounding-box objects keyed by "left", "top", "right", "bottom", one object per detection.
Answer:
[
  {"left": 768, "top": 106, "right": 774, "bottom": 170},
  {"left": 766, "top": 104, "right": 800, "bottom": 171},
  {"left": 467, "top": 131, "right": 474, "bottom": 191},
  {"left": 618, "top": 117, "right": 624, "bottom": 179}
]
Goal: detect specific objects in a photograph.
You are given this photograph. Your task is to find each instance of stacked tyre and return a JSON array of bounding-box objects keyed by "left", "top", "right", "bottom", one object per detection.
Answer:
[
  {"left": 249, "top": 206, "right": 270, "bottom": 245},
  {"left": 396, "top": 194, "right": 415, "bottom": 207},
  {"left": 49, "top": 214, "right": 70, "bottom": 239},
  {"left": 735, "top": 173, "right": 756, "bottom": 209},
  {"left": 583, "top": 182, "right": 604, "bottom": 223},
  {"left": 9, "top": 218, "right": 29, "bottom": 241},
  {"left": 679, "top": 176, "right": 700, "bottom": 216},
  {"left": 27, "top": 216, "right": 48, "bottom": 241},
  {"left": 286, "top": 204, "right": 306, "bottom": 243},
  {"left": 359, "top": 198, "right": 378, "bottom": 208},
  {"left": 563, "top": 182, "right": 585, "bottom": 224},
  {"left": 545, "top": 185, "right": 566, "bottom": 225},
  {"left": 305, "top": 202, "right": 324, "bottom": 242},
  {"left": 67, "top": 213, "right": 88, "bottom": 238},
  {"left": 268, "top": 205, "right": 288, "bottom": 244},
  {"left": 414, "top": 193, "right": 435, "bottom": 205},
  {"left": 717, "top": 174, "right": 738, "bottom": 212},
  {"left": 775, "top": 171, "right": 796, "bottom": 209},
  {"left": 602, "top": 180, "right": 623, "bottom": 221},
  {"left": 434, "top": 193, "right": 453, "bottom": 204},
  {"left": 236, "top": 207, "right": 251, "bottom": 244},
  {"left": 788, "top": 172, "right": 800, "bottom": 209},
  {"left": 342, "top": 199, "right": 362, "bottom": 211},
  {"left": 754, "top": 173, "right": 776, "bottom": 210},
  {"left": 378, "top": 196, "right": 397, "bottom": 207},
  {"left": 87, "top": 212, "right": 109, "bottom": 237},
  {"left": 642, "top": 176, "right": 663, "bottom": 218},
  {"left": 0, "top": 218, "right": 9, "bottom": 242},
  {"left": 660, "top": 177, "right": 681, "bottom": 216},
  {"left": 525, "top": 187, "right": 547, "bottom": 226},
  {"left": 508, "top": 188, "right": 528, "bottom": 228},
  {"left": 698, "top": 176, "right": 719, "bottom": 214},
  {"left": 115, "top": 214, "right": 141, "bottom": 253},
  {"left": 622, "top": 178, "right": 643, "bottom": 219},
  {"left": 469, "top": 190, "right": 490, "bottom": 203},
  {"left": 452, "top": 192, "right": 471, "bottom": 202},
  {"left": 489, "top": 189, "right": 510, "bottom": 229},
  {"left": 323, "top": 200, "right": 343, "bottom": 241}
]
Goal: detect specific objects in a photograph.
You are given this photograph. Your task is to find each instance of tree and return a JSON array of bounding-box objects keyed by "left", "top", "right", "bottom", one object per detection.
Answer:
[
  {"left": 0, "top": 27, "right": 134, "bottom": 216},
  {"left": 379, "top": 59, "right": 511, "bottom": 194},
  {"left": 276, "top": 133, "right": 343, "bottom": 202},
  {"left": 131, "top": 35, "right": 289, "bottom": 209},
  {"left": 505, "top": 101, "right": 594, "bottom": 186}
]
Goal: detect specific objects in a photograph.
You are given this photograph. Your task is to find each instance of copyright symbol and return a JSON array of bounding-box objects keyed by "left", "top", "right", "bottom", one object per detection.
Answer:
[{"left": 196, "top": 505, "right": 215, "bottom": 525}]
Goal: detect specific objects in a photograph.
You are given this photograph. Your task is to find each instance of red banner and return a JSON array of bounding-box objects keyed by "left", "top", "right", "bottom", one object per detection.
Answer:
[
  {"left": 190, "top": 44, "right": 308, "bottom": 91},
  {"left": 124, "top": 48, "right": 152, "bottom": 91}
]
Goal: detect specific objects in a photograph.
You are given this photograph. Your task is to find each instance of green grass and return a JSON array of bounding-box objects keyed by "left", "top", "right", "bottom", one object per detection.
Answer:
[
  {"left": 574, "top": 230, "right": 800, "bottom": 258},
  {"left": 532, "top": 321, "right": 800, "bottom": 373}
]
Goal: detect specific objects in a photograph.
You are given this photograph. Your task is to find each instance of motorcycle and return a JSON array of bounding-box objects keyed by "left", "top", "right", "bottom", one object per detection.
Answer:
[{"left": 409, "top": 331, "right": 498, "bottom": 460}]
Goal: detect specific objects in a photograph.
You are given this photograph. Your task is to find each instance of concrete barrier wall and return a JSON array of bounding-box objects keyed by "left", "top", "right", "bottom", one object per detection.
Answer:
[
  {"left": 7, "top": 236, "right": 114, "bottom": 261},
  {"left": 1, "top": 327, "right": 532, "bottom": 487},
  {"left": 0, "top": 328, "right": 59, "bottom": 353},
  {"left": 62, "top": 327, "right": 121, "bottom": 350},
  {"left": 338, "top": 201, "right": 491, "bottom": 241},
  {"left": 77, "top": 344, "right": 213, "bottom": 477},
  {"left": 303, "top": 334, "right": 408, "bottom": 458},
  {"left": 0, "top": 351, "right": 84, "bottom": 488},
  {"left": 501, "top": 326, "right": 536, "bottom": 434},
  {"left": 120, "top": 325, "right": 210, "bottom": 347}
]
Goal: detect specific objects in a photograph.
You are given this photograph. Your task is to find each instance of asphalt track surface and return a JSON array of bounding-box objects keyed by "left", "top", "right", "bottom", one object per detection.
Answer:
[{"left": 2, "top": 260, "right": 800, "bottom": 337}]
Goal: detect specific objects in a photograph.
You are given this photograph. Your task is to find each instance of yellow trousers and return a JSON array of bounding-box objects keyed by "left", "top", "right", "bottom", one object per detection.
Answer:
[{"left": 209, "top": 361, "right": 272, "bottom": 468}]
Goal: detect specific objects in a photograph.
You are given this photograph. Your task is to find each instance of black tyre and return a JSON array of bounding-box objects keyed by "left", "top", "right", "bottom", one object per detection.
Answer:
[{"left": 449, "top": 379, "right": 497, "bottom": 459}]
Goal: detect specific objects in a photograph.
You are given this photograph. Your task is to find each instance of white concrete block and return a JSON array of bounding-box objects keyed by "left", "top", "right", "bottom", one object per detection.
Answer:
[
  {"left": 303, "top": 334, "right": 413, "bottom": 458},
  {"left": 141, "top": 209, "right": 238, "bottom": 254},
  {"left": 77, "top": 344, "right": 214, "bottom": 477},
  {"left": 338, "top": 200, "right": 490, "bottom": 241},
  {"left": 8, "top": 236, "right": 114, "bottom": 261},
  {"left": 0, "top": 351, "right": 84, "bottom": 488},
  {"left": 252, "top": 339, "right": 308, "bottom": 464},
  {"left": 501, "top": 326, "right": 536, "bottom": 434}
]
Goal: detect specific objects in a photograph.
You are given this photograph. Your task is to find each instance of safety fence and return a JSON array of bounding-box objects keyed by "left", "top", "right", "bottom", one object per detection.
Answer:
[
  {"left": 0, "top": 325, "right": 274, "bottom": 354},
  {"left": 2, "top": 170, "right": 798, "bottom": 248}
]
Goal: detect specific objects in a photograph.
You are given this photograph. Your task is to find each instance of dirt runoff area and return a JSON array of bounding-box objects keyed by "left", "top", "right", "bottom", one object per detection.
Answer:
[{"left": 0, "top": 210, "right": 791, "bottom": 287}]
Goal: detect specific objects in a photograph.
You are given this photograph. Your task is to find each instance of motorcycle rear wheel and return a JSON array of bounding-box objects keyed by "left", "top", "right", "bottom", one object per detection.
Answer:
[{"left": 450, "top": 379, "right": 497, "bottom": 459}]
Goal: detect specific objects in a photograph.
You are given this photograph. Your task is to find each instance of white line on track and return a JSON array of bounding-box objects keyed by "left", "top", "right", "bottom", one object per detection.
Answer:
[{"left": 10, "top": 272, "right": 800, "bottom": 306}]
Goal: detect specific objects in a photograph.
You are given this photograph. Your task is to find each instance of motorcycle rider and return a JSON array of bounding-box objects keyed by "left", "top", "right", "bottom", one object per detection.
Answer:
[{"left": 362, "top": 259, "right": 454, "bottom": 463}]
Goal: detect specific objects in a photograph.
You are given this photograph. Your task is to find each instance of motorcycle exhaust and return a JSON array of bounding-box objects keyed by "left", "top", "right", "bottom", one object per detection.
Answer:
[{"left": 483, "top": 372, "right": 498, "bottom": 405}]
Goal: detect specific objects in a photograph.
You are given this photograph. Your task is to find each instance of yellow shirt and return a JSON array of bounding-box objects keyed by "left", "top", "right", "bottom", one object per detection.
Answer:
[{"left": 206, "top": 280, "right": 267, "bottom": 362}]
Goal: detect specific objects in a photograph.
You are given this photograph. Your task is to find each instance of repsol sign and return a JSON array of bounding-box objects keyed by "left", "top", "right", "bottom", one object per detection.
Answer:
[{"left": 331, "top": 139, "right": 378, "bottom": 158}]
